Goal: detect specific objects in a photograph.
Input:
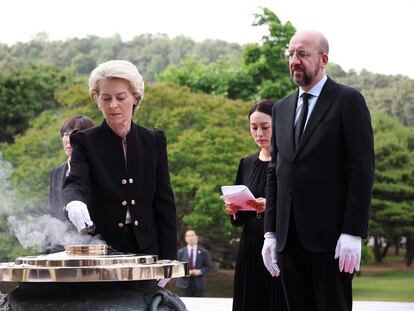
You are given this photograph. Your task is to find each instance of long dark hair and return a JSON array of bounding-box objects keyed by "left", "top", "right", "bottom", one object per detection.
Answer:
[{"left": 248, "top": 99, "right": 274, "bottom": 119}]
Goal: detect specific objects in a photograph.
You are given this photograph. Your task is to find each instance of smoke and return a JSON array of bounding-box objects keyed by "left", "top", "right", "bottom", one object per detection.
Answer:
[
  {"left": 8, "top": 214, "right": 103, "bottom": 250},
  {"left": 0, "top": 151, "right": 105, "bottom": 253},
  {"left": 0, "top": 151, "right": 15, "bottom": 216}
]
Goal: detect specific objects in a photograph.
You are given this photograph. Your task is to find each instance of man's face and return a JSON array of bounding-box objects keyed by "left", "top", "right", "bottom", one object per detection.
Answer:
[
  {"left": 185, "top": 230, "right": 197, "bottom": 246},
  {"left": 287, "top": 33, "right": 326, "bottom": 90}
]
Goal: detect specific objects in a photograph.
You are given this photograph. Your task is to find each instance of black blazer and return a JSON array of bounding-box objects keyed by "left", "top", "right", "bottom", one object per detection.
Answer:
[
  {"left": 49, "top": 163, "right": 68, "bottom": 221},
  {"left": 176, "top": 246, "right": 211, "bottom": 290},
  {"left": 63, "top": 120, "right": 177, "bottom": 259},
  {"left": 265, "top": 77, "right": 375, "bottom": 252}
]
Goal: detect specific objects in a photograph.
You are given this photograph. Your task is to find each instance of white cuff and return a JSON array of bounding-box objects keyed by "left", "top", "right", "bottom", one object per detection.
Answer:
[
  {"left": 264, "top": 232, "right": 276, "bottom": 239},
  {"left": 66, "top": 200, "right": 86, "bottom": 211}
]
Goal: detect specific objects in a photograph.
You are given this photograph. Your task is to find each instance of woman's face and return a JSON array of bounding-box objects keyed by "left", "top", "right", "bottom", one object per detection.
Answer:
[
  {"left": 96, "top": 78, "right": 138, "bottom": 132},
  {"left": 61, "top": 131, "right": 72, "bottom": 158},
  {"left": 249, "top": 111, "right": 272, "bottom": 150}
]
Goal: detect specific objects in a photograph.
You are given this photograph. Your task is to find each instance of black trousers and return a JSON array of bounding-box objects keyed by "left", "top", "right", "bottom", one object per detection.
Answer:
[{"left": 278, "top": 216, "right": 353, "bottom": 311}]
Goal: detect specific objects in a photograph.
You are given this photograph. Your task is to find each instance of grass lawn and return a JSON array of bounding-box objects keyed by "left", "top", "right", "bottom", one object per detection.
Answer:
[
  {"left": 353, "top": 270, "right": 414, "bottom": 301},
  {"left": 353, "top": 253, "right": 414, "bottom": 302},
  {"left": 169, "top": 253, "right": 414, "bottom": 302}
]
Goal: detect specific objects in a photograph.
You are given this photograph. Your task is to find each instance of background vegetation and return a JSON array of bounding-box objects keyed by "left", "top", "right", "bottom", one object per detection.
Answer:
[{"left": 0, "top": 8, "right": 413, "bottom": 282}]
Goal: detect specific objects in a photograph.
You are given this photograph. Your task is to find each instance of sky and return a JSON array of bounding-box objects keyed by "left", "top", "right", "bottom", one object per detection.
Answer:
[{"left": 1, "top": 0, "right": 413, "bottom": 78}]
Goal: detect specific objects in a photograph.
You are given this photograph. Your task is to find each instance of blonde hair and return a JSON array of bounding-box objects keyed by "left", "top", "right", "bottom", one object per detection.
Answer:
[{"left": 89, "top": 60, "right": 145, "bottom": 109}]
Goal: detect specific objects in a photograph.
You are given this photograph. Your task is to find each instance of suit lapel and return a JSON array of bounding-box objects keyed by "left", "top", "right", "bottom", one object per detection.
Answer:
[
  {"left": 294, "top": 78, "right": 338, "bottom": 157},
  {"left": 57, "top": 164, "right": 68, "bottom": 191},
  {"left": 281, "top": 91, "right": 298, "bottom": 157}
]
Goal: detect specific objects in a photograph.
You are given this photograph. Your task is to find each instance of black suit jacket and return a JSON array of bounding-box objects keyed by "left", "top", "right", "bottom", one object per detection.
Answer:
[
  {"left": 176, "top": 245, "right": 211, "bottom": 290},
  {"left": 264, "top": 77, "right": 374, "bottom": 252},
  {"left": 49, "top": 163, "right": 68, "bottom": 221},
  {"left": 63, "top": 120, "right": 177, "bottom": 259}
]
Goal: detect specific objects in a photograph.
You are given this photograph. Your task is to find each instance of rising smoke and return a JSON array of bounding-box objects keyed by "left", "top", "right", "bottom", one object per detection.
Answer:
[{"left": 0, "top": 151, "right": 104, "bottom": 254}]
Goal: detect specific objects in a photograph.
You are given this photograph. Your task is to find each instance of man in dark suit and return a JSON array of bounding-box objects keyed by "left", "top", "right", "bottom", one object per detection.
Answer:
[
  {"left": 49, "top": 164, "right": 69, "bottom": 221},
  {"left": 262, "top": 30, "right": 374, "bottom": 311},
  {"left": 176, "top": 230, "right": 212, "bottom": 297}
]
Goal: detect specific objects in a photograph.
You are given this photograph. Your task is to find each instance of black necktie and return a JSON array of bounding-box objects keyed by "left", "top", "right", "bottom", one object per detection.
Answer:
[{"left": 295, "top": 93, "right": 311, "bottom": 147}]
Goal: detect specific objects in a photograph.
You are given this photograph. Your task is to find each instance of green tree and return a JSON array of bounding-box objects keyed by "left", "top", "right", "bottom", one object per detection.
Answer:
[
  {"left": 158, "top": 8, "right": 296, "bottom": 102},
  {"left": 370, "top": 113, "right": 414, "bottom": 263},
  {"left": 71, "top": 53, "right": 96, "bottom": 75},
  {"left": 0, "top": 63, "right": 72, "bottom": 143},
  {"left": 242, "top": 7, "right": 296, "bottom": 100}
]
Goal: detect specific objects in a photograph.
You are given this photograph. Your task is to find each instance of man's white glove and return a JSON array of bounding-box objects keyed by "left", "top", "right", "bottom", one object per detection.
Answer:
[
  {"left": 334, "top": 233, "right": 361, "bottom": 274},
  {"left": 66, "top": 201, "right": 93, "bottom": 232},
  {"left": 261, "top": 232, "right": 280, "bottom": 277}
]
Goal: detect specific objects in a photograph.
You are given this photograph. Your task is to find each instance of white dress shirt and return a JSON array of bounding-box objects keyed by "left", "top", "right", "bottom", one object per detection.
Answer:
[{"left": 294, "top": 75, "right": 328, "bottom": 129}]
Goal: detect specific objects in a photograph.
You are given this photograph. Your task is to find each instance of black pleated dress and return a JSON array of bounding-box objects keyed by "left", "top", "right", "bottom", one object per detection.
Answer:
[{"left": 230, "top": 153, "right": 286, "bottom": 311}]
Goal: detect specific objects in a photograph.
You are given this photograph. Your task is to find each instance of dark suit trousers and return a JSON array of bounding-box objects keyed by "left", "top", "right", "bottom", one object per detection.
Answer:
[
  {"left": 179, "top": 277, "right": 204, "bottom": 297},
  {"left": 278, "top": 215, "right": 353, "bottom": 311}
]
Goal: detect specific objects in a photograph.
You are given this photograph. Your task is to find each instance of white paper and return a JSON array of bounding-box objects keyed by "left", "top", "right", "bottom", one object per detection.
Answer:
[{"left": 221, "top": 185, "right": 256, "bottom": 211}]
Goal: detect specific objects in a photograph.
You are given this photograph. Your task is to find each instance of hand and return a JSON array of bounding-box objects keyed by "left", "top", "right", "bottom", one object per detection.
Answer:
[
  {"left": 189, "top": 269, "right": 202, "bottom": 276},
  {"left": 66, "top": 200, "right": 93, "bottom": 233},
  {"left": 261, "top": 233, "right": 280, "bottom": 277},
  {"left": 247, "top": 197, "right": 266, "bottom": 213},
  {"left": 224, "top": 202, "right": 237, "bottom": 216},
  {"left": 334, "top": 233, "right": 362, "bottom": 273},
  {"left": 157, "top": 278, "right": 171, "bottom": 288}
]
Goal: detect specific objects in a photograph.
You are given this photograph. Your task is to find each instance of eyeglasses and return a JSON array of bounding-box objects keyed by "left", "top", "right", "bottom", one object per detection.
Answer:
[{"left": 283, "top": 49, "right": 323, "bottom": 61}]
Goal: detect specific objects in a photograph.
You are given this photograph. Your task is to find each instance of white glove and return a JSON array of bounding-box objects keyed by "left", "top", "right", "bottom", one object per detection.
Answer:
[
  {"left": 66, "top": 200, "right": 93, "bottom": 232},
  {"left": 261, "top": 232, "right": 280, "bottom": 277},
  {"left": 334, "top": 233, "right": 361, "bottom": 274}
]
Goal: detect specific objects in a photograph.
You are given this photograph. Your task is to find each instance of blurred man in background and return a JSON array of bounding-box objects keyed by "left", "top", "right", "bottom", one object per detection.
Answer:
[{"left": 176, "top": 230, "right": 212, "bottom": 297}]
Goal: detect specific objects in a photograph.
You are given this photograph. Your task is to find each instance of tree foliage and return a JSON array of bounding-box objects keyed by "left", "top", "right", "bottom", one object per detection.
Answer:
[
  {"left": 369, "top": 113, "right": 414, "bottom": 263},
  {"left": 328, "top": 67, "right": 414, "bottom": 126},
  {"left": 158, "top": 7, "right": 296, "bottom": 102},
  {"left": 242, "top": 7, "right": 296, "bottom": 100},
  {"left": 0, "top": 63, "right": 73, "bottom": 143},
  {"left": 0, "top": 33, "right": 242, "bottom": 83}
]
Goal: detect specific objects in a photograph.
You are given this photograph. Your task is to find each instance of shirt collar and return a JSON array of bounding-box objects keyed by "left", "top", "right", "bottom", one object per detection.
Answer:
[{"left": 299, "top": 74, "right": 327, "bottom": 98}]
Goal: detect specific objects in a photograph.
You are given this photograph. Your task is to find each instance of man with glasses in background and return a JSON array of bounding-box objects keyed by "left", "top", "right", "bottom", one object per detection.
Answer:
[{"left": 262, "top": 30, "right": 375, "bottom": 311}]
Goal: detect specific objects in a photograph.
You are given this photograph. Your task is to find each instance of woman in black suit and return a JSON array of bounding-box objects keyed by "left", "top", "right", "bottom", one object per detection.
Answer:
[
  {"left": 62, "top": 60, "right": 177, "bottom": 260},
  {"left": 225, "top": 100, "right": 286, "bottom": 311},
  {"left": 49, "top": 115, "right": 95, "bottom": 221}
]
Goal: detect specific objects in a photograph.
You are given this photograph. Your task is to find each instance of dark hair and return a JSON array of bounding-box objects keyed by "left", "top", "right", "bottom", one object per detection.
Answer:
[
  {"left": 60, "top": 115, "right": 95, "bottom": 137},
  {"left": 248, "top": 99, "right": 274, "bottom": 119}
]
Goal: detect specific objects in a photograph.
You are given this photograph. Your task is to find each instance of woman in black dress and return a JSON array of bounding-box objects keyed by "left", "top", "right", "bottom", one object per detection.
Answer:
[{"left": 225, "top": 100, "right": 286, "bottom": 311}]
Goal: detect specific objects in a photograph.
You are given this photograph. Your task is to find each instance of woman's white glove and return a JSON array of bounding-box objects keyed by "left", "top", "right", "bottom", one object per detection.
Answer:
[
  {"left": 334, "top": 233, "right": 361, "bottom": 274},
  {"left": 261, "top": 232, "right": 280, "bottom": 277},
  {"left": 66, "top": 200, "right": 93, "bottom": 232}
]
